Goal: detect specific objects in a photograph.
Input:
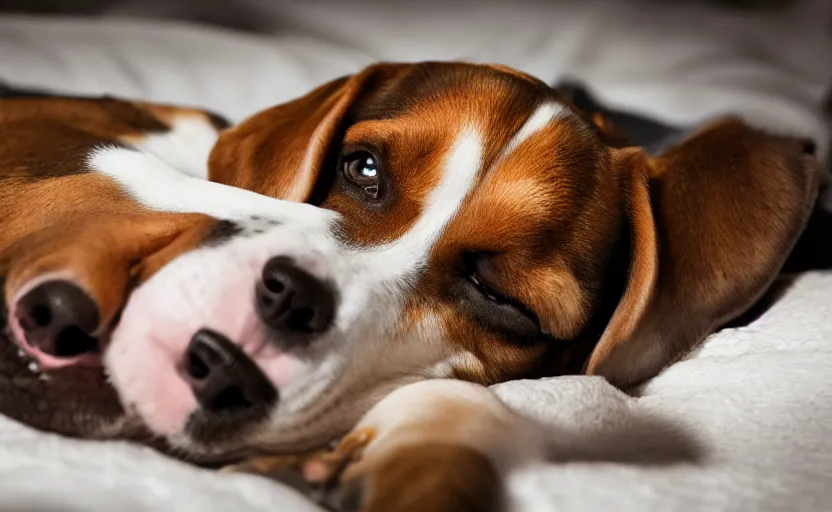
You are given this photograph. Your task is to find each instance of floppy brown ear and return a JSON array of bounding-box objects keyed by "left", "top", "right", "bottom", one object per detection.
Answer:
[
  {"left": 209, "top": 65, "right": 403, "bottom": 201},
  {"left": 587, "top": 118, "right": 822, "bottom": 388}
]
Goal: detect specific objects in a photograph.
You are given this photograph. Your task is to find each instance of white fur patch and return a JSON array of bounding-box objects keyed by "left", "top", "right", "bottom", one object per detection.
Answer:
[
  {"left": 326, "top": 125, "right": 484, "bottom": 342},
  {"left": 500, "top": 102, "right": 566, "bottom": 161},
  {"left": 368, "top": 124, "right": 483, "bottom": 283},
  {"left": 129, "top": 115, "right": 221, "bottom": 179}
]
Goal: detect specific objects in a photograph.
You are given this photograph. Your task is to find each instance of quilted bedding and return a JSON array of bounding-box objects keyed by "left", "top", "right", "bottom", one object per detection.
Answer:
[{"left": 1, "top": 1, "right": 831, "bottom": 510}]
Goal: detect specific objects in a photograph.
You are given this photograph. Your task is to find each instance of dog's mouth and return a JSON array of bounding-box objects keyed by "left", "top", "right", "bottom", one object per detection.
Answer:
[
  {"left": 0, "top": 252, "right": 343, "bottom": 457},
  {"left": 0, "top": 324, "right": 130, "bottom": 437},
  {"left": 0, "top": 279, "right": 133, "bottom": 439},
  {"left": 1, "top": 275, "right": 288, "bottom": 457}
]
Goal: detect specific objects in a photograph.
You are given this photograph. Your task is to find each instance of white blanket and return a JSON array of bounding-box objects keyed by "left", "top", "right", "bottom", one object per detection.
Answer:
[
  {"left": 1, "top": 3, "right": 831, "bottom": 510},
  {"left": 2, "top": 0, "right": 831, "bottom": 154},
  {"left": 499, "top": 272, "right": 832, "bottom": 511},
  {"left": 2, "top": 272, "right": 830, "bottom": 511}
]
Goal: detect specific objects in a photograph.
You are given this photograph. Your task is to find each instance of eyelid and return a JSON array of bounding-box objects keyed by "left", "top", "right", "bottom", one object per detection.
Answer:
[
  {"left": 468, "top": 271, "right": 499, "bottom": 301},
  {"left": 464, "top": 253, "right": 542, "bottom": 328},
  {"left": 341, "top": 143, "right": 382, "bottom": 160},
  {"left": 464, "top": 253, "right": 507, "bottom": 302},
  {"left": 466, "top": 254, "right": 504, "bottom": 298}
]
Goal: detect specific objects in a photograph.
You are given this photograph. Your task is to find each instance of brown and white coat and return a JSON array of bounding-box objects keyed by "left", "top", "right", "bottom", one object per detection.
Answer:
[{"left": 0, "top": 62, "right": 822, "bottom": 510}]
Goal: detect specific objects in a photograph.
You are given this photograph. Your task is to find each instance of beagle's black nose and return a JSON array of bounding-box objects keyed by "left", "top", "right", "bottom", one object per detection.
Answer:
[
  {"left": 182, "top": 329, "right": 277, "bottom": 415},
  {"left": 14, "top": 280, "right": 100, "bottom": 357},
  {"left": 256, "top": 256, "right": 335, "bottom": 343}
]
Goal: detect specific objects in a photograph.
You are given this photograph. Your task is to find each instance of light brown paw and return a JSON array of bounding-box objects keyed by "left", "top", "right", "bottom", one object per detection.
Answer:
[
  {"left": 311, "top": 427, "right": 376, "bottom": 480},
  {"left": 218, "top": 428, "right": 377, "bottom": 511},
  {"left": 341, "top": 442, "right": 503, "bottom": 512}
]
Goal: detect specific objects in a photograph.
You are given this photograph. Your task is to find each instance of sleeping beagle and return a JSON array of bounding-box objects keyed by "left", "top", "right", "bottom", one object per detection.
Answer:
[{"left": 0, "top": 62, "right": 822, "bottom": 509}]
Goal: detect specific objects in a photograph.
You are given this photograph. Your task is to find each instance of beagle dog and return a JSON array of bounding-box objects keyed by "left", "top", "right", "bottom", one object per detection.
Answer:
[{"left": 0, "top": 61, "right": 823, "bottom": 509}]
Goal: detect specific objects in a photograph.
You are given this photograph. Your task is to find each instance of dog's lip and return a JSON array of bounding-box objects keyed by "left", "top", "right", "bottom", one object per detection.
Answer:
[
  {"left": 14, "top": 339, "right": 101, "bottom": 370},
  {"left": 0, "top": 279, "right": 129, "bottom": 440},
  {"left": 7, "top": 313, "right": 102, "bottom": 371},
  {"left": 5, "top": 272, "right": 104, "bottom": 371},
  {"left": 0, "top": 326, "right": 129, "bottom": 438}
]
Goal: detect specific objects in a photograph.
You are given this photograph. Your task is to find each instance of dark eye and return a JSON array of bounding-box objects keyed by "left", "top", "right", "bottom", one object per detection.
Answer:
[
  {"left": 463, "top": 253, "right": 541, "bottom": 332},
  {"left": 467, "top": 269, "right": 500, "bottom": 302},
  {"left": 463, "top": 253, "right": 508, "bottom": 303},
  {"left": 342, "top": 151, "right": 381, "bottom": 199}
]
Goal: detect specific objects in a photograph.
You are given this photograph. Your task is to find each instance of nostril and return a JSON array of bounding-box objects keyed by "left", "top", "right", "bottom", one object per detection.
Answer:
[
  {"left": 261, "top": 256, "right": 294, "bottom": 294},
  {"left": 54, "top": 326, "right": 99, "bottom": 357},
  {"left": 211, "top": 387, "right": 252, "bottom": 412},
  {"left": 30, "top": 305, "right": 52, "bottom": 329},
  {"left": 801, "top": 138, "right": 817, "bottom": 156},
  {"left": 287, "top": 307, "right": 315, "bottom": 333},
  {"left": 263, "top": 276, "right": 286, "bottom": 294},
  {"left": 185, "top": 345, "right": 211, "bottom": 381}
]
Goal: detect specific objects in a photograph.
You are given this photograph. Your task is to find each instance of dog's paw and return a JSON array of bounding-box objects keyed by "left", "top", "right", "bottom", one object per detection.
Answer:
[
  {"left": 223, "top": 380, "right": 523, "bottom": 511},
  {"left": 221, "top": 426, "right": 502, "bottom": 512},
  {"left": 333, "top": 441, "right": 503, "bottom": 512},
  {"left": 220, "top": 428, "right": 377, "bottom": 511},
  {"left": 301, "top": 427, "right": 376, "bottom": 511}
]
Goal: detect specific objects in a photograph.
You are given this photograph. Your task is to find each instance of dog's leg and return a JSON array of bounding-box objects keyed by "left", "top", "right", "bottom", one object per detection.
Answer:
[
  {"left": 2, "top": 89, "right": 229, "bottom": 180},
  {"left": 225, "top": 380, "right": 543, "bottom": 512}
]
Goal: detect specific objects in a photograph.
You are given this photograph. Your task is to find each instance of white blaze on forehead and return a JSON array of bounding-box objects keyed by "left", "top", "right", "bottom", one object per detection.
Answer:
[
  {"left": 499, "top": 101, "right": 567, "bottom": 162},
  {"left": 367, "top": 124, "right": 484, "bottom": 282},
  {"left": 361, "top": 105, "right": 565, "bottom": 284}
]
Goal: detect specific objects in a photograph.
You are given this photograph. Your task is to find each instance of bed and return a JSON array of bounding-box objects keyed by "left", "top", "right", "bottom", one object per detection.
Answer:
[{"left": 1, "top": 1, "right": 831, "bottom": 510}]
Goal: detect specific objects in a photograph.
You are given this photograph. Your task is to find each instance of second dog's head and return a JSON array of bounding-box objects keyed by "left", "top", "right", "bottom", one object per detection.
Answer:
[{"left": 1, "top": 62, "right": 821, "bottom": 460}]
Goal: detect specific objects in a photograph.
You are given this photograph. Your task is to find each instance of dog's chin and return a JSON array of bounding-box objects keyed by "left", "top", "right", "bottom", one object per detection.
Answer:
[
  {"left": 148, "top": 407, "right": 273, "bottom": 464},
  {"left": 0, "top": 324, "right": 142, "bottom": 439}
]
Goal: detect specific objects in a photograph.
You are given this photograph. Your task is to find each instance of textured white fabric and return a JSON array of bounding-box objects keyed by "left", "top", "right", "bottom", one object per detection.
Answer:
[
  {"left": 497, "top": 273, "right": 832, "bottom": 511},
  {"left": 1, "top": 272, "right": 830, "bottom": 511},
  {"left": 1, "top": 0, "right": 831, "bottom": 154},
  {"left": 1, "top": 3, "right": 831, "bottom": 511}
]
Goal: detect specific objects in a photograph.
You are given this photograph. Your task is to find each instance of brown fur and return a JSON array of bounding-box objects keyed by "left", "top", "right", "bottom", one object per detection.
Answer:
[
  {"left": 348, "top": 443, "right": 502, "bottom": 512},
  {"left": 1, "top": 62, "right": 822, "bottom": 511},
  {"left": 587, "top": 119, "right": 821, "bottom": 385},
  {"left": 210, "top": 61, "right": 821, "bottom": 389},
  {"left": 0, "top": 96, "right": 225, "bottom": 381}
]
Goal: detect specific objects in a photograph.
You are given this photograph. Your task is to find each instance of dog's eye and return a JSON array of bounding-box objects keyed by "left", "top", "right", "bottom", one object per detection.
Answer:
[
  {"left": 463, "top": 253, "right": 508, "bottom": 303},
  {"left": 467, "top": 270, "right": 500, "bottom": 302},
  {"left": 342, "top": 151, "right": 380, "bottom": 199},
  {"left": 463, "top": 253, "right": 540, "bottom": 330}
]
